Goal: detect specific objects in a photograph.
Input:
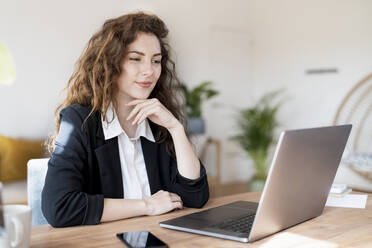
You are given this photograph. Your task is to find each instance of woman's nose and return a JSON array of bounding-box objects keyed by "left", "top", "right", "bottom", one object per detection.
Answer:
[{"left": 141, "top": 60, "right": 154, "bottom": 77}]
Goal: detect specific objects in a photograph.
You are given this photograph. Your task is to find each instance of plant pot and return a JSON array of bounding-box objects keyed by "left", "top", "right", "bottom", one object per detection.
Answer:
[
  {"left": 249, "top": 178, "right": 266, "bottom": 192},
  {"left": 187, "top": 117, "right": 205, "bottom": 135}
]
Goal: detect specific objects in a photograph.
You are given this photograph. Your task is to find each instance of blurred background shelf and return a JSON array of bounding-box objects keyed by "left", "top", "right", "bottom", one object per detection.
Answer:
[{"left": 209, "top": 181, "right": 249, "bottom": 198}]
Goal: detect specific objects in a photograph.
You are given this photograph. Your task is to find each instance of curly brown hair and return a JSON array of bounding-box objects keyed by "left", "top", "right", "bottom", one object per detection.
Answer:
[{"left": 47, "top": 11, "right": 185, "bottom": 155}]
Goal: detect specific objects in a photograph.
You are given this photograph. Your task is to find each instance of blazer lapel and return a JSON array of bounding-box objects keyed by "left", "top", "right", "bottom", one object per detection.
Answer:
[
  {"left": 95, "top": 117, "right": 124, "bottom": 198},
  {"left": 141, "top": 136, "right": 162, "bottom": 195}
]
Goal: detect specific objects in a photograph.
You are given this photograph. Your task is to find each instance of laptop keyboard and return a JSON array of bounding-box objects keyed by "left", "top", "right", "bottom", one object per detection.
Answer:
[{"left": 209, "top": 212, "right": 256, "bottom": 234}]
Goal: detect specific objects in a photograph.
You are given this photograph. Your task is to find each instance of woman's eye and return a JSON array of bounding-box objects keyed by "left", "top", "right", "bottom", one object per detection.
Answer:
[
  {"left": 129, "top": 58, "right": 141, "bottom": 61},
  {"left": 152, "top": 59, "right": 161, "bottom": 64}
]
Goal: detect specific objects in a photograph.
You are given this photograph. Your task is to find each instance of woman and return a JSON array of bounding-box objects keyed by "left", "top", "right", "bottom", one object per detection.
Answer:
[{"left": 42, "top": 12, "right": 209, "bottom": 228}]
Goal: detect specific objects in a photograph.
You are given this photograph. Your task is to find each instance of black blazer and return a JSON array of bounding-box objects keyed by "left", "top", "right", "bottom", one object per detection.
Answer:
[{"left": 41, "top": 104, "right": 209, "bottom": 228}]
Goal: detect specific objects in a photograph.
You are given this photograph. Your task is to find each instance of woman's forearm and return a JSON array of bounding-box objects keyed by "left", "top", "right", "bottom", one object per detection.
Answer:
[
  {"left": 101, "top": 190, "right": 184, "bottom": 223},
  {"left": 168, "top": 123, "right": 201, "bottom": 180},
  {"left": 100, "top": 198, "right": 147, "bottom": 223}
]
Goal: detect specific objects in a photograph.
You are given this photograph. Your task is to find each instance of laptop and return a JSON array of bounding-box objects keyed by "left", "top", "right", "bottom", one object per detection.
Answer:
[{"left": 160, "top": 125, "right": 352, "bottom": 242}]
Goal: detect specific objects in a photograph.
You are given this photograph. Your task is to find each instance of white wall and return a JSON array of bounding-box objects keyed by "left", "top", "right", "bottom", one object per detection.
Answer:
[
  {"left": 1, "top": 0, "right": 371, "bottom": 183},
  {"left": 0, "top": 0, "right": 154, "bottom": 139}
]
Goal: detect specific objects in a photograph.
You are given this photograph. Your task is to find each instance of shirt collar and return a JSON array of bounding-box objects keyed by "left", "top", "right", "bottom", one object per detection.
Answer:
[{"left": 101, "top": 104, "right": 155, "bottom": 142}]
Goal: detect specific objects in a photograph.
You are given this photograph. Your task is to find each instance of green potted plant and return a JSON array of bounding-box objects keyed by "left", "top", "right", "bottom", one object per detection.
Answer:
[
  {"left": 180, "top": 81, "right": 219, "bottom": 134},
  {"left": 232, "top": 90, "right": 283, "bottom": 191}
]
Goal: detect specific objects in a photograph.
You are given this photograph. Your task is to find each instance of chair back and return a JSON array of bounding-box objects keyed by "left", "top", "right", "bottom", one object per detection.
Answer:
[{"left": 27, "top": 158, "right": 49, "bottom": 226}]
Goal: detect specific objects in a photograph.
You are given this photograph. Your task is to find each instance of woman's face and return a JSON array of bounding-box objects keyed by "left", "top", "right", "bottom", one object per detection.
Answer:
[{"left": 116, "top": 32, "right": 162, "bottom": 102}]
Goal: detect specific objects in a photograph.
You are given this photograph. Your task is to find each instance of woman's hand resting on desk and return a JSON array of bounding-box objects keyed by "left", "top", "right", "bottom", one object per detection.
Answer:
[
  {"left": 101, "top": 191, "right": 183, "bottom": 223},
  {"left": 144, "top": 190, "right": 183, "bottom": 215}
]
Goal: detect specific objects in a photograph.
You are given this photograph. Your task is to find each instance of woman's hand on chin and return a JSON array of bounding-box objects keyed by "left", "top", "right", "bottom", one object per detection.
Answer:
[{"left": 126, "top": 98, "right": 182, "bottom": 131}]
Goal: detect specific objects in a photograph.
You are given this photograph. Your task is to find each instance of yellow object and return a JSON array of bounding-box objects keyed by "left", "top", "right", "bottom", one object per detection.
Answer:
[
  {"left": 0, "top": 135, "right": 44, "bottom": 182},
  {"left": 0, "top": 42, "right": 16, "bottom": 85}
]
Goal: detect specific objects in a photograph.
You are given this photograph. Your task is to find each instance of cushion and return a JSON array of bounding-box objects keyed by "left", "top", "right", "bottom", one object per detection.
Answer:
[{"left": 0, "top": 135, "right": 44, "bottom": 182}]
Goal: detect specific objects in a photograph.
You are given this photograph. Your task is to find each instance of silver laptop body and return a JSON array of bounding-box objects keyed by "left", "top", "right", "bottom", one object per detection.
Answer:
[{"left": 160, "top": 125, "right": 352, "bottom": 242}]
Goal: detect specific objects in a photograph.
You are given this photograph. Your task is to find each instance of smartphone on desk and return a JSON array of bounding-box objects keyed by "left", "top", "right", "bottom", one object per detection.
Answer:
[{"left": 116, "top": 230, "right": 168, "bottom": 248}]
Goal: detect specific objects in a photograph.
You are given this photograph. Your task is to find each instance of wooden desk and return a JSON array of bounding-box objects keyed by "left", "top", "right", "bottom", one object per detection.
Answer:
[{"left": 31, "top": 192, "right": 372, "bottom": 247}]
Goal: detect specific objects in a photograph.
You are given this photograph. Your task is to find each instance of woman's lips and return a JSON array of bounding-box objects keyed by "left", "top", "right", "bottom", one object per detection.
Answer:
[{"left": 136, "top": 81, "right": 152, "bottom": 88}]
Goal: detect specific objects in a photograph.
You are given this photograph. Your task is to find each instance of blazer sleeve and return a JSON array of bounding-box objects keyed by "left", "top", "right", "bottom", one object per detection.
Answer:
[
  {"left": 169, "top": 157, "right": 209, "bottom": 208},
  {"left": 41, "top": 107, "right": 104, "bottom": 227}
]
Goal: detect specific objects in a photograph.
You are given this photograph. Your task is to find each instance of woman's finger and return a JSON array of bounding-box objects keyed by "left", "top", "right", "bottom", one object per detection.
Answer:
[
  {"left": 125, "top": 99, "right": 147, "bottom": 106},
  {"left": 172, "top": 201, "right": 183, "bottom": 209},
  {"left": 126, "top": 98, "right": 158, "bottom": 106},
  {"left": 170, "top": 195, "right": 182, "bottom": 203},
  {"left": 127, "top": 100, "right": 154, "bottom": 121},
  {"left": 134, "top": 104, "right": 160, "bottom": 125},
  {"left": 127, "top": 102, "right": 145, "bottom": 121},
  {"left": 169, "top": 192, "right": 181, "bottom": 200},
  {"left": 132, "top": 103, "right": 156, "bottom": 125},
  {"left": 169, "top": 193, "right": 182, "bottom": 202}
]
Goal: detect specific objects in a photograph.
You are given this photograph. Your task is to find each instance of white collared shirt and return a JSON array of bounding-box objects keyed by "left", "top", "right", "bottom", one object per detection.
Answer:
[{"left": 101, "top": 105, "right": 155, "bottom": 199}]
